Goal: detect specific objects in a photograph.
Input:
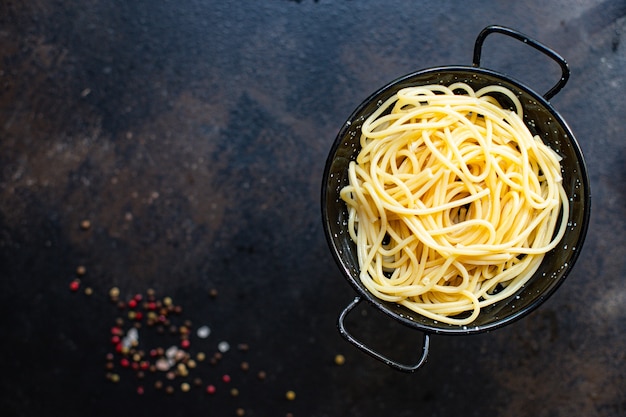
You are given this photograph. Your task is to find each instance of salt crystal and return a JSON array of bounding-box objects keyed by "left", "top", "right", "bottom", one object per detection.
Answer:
[
  {"left": 165, "top": 345, "right": 178, "bottom": 359},
  {"left": 197, "top": 325, "right": 210, "bottom": 339}
]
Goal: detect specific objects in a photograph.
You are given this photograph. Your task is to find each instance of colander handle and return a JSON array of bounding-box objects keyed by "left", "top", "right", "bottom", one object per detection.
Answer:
[
  {"left": 472, "top": 25, "right": 570, "bottom": 101},
  {"left": 337, "top": 297, "right": 430, "bottom": 372}
]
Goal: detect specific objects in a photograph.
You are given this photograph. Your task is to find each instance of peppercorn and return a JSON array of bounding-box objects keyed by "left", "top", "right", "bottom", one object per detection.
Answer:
[
  {"left": 109, "top": 287, "right": 120, "bottom": 299},
  {"left": 69, "top": 280, "right": 80, "bottom": 292}
]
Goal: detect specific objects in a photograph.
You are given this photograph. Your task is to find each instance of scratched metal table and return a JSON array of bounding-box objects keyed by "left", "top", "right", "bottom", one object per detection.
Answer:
[{"left": 1, "top": 1, "right": 625, "bottom": 416}]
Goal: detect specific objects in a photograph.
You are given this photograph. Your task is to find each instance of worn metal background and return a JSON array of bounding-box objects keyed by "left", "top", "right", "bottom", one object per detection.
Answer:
[{"left": 1, "top": 1, "right": 625, "bottom": 416}]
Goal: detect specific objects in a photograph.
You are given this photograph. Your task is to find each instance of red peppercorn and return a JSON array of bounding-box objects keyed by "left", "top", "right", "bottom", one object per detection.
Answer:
[
  {"left": 206, "top": 384, "right": 216, "bottom": 394},
  {"left": 115, "top": 343, "right": 123, "bottom": 353},
  {"left": 134, "top": 293, "right": 143, "bottom": 302},
  {"left": 128, "top": 299, "right": 138, "bottom": 309},
  {"left": 69, "top": 280, "right": 80, "bottom": 292},
  {"left": 120, "top": 358, "right": 130, "bottom": 368},
  {"left": 222, "top": 374, "right": 231, "bottom": 383},
  {"left": 180, "top": 339, "right": 191, "bottom": 349},
  {"left": 147, "top": 301, "right": 157, "bottom": 310},
  {"left": 137, "top": 386, "right": 144, "bottom": 395},
  {"left": 111, "top": 335, "right": 121, "bottom": 345},
  {"left": 140, "top": 361, "right": 150, "bottom": 370},
  {"left": 134, "top": 312, "right": 143, "bottom": 321}
]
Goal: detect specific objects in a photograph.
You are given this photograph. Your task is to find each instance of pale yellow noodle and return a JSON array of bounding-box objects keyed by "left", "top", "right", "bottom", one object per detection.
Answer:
[{"left": 340, "top": 83, "right": 568, "bottom": 325}]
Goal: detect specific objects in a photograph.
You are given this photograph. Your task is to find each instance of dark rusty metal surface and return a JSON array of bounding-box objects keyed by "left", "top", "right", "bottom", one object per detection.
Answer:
[{"left": 1, "top": 1, "right": 625, "bottom": 416}]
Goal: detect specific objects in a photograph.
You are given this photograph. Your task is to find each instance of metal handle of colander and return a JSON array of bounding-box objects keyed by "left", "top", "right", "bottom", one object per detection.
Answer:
[
  {"left": 337, "top": 297, "right": 430, "bottom": 372},
  {"left": 472, "top": 25, "right": 570, "bottom": 101}
]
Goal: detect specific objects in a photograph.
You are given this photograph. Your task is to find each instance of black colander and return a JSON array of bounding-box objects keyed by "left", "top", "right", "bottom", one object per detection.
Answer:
[{"left": 321, "top": 25, "right": 591, "bottom": 372}]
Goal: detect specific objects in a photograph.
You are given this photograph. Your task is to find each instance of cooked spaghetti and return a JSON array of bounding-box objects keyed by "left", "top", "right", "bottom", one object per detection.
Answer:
[{"left": 340, "top": 82, "right": 568, "bottom": 325}]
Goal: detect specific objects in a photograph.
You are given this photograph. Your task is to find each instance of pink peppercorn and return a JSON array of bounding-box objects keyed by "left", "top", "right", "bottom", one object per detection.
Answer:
[{"left": 206, "top": 384, "right": 216, "bottom": 394}]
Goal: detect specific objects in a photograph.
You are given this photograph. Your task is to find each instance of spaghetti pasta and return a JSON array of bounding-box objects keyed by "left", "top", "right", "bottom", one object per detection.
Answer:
[{"left": 340, "top": 82, "right": 568, "bottom": 325}]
